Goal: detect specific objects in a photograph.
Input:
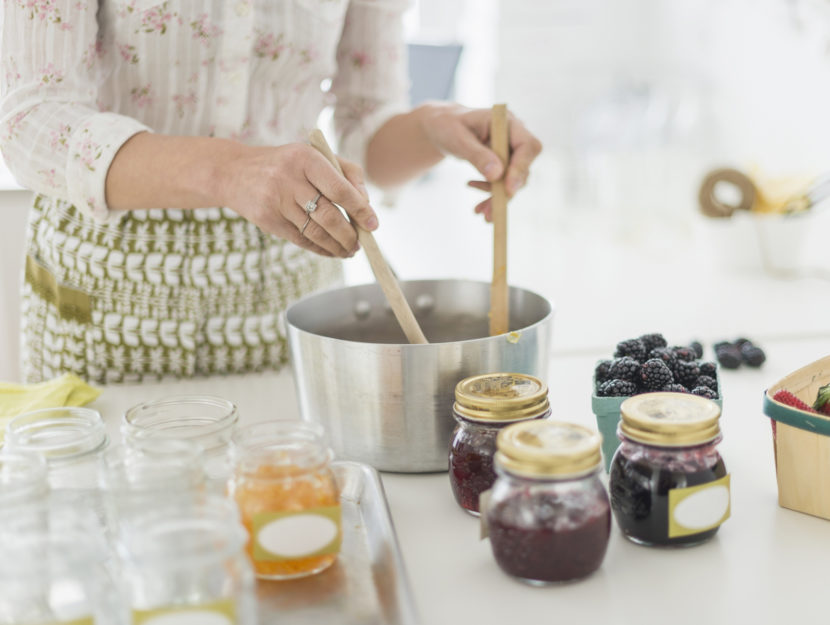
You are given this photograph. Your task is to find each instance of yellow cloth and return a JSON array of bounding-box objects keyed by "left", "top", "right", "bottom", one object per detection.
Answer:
[{"left": 0, "top": 373, "right": 101, "bottom": 442}]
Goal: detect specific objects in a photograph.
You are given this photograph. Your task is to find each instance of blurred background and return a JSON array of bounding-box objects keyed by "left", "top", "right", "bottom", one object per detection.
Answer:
[{"left": 3, "top": 0, "right": 830, "bottom": 380}]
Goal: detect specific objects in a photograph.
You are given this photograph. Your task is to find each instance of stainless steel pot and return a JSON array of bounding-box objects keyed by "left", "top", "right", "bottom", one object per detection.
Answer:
[{"left": 285, "top": 279, "right": 554, "bottom": 472}]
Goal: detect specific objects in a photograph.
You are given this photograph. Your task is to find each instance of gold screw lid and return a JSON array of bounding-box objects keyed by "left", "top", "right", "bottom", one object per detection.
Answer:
[
  {"left": 619, "top": 392, "right": 722, "bottom": 447},
  {"left": 494, "top": 420, "right": 602, "bottom": 478},
  {"left": 454, "top": 373, "right": 550, "bottom": 423}
]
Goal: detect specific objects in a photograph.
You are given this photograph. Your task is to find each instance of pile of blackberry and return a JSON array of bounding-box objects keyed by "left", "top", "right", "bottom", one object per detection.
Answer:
[{"left": 595, "top": 333, "right": 719, "bottom": 399}]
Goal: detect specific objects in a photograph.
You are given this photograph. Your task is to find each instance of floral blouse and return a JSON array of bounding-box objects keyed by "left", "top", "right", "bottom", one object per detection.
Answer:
[{"left": 0, "top": 0, "right": 410, "bottom": 223}]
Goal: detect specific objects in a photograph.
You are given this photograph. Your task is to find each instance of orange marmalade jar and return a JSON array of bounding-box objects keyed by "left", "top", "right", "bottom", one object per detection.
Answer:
[{"left": 230, "top": 420, "right": 340, "bottom": 580}]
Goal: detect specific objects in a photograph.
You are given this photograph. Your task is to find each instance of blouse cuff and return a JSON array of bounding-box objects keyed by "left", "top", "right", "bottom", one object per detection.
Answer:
[
  {"left": 338, "top": 100, "right": 408, "bottom": 172},
  {"left": 65, "top": 112, "right": 152, "bottom": 224}
]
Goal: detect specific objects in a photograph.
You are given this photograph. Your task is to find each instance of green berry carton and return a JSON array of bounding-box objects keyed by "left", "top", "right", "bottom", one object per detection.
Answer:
[{"left": 592, "top": 365, "right": 723, "bottom": 471}]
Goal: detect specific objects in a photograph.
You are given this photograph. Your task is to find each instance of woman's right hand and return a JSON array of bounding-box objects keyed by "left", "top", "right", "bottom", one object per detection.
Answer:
[{"left": 216, "top": 143, "right": 379, "bottom": 258}]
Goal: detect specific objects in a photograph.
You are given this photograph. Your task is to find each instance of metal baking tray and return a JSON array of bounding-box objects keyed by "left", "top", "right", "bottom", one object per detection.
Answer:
[{"left": 257, "top": 461, "right": 420, "bottom": 624}]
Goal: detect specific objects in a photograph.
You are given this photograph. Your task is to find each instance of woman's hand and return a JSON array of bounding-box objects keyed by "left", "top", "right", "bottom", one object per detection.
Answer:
[
  {"left": 419, "top": 103, "right": 542, "bottom": 222},
  {"left": 215, "top": 143, "right": 377, "bottom": 258}
]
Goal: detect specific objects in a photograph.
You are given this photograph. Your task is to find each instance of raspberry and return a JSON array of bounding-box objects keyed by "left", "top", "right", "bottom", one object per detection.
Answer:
[
  {"left": 598, "top": 379, "right": 638, "bottom": 397},
  {"left": 714, "top": 342, "right": 741, "bottom": 369},
  {"left": 614, "top": 339, "right": 647, "bottom": 363},
  {"left": 696, "top": 375, "right": 718, "bottom": 392},
  {"left": 648, "top": 347, "right": 677, "bottom": 371},
  {"left": 690, "top": 341, "right": 704, "bottom": 359},
  {"left": 691, "top": 386, "right": 719, "bottom": 400},
  {"left": 671, "top": 346, "right": 697, "bottom": 362},
  {"left": 741, "top": 344, "right": 766, "bottom": 367},
  {"left": 662, "top": 383, "right": 688, "bottom": 393},
  {"left": 608, "top": 357, "right": 641, "bottom": 383},
  {"left": 639, "top": 333, "right": 667, "bottom": 353},
  {"left": 674, "top": 360, "right": 701, "bottom": 387},
  {"left": 772, "top": 389, "right": 817, "bottom": 413},
  {"left": 641, "top": 358, "right": 674, "bottom": 390},
  {"left": 699, "top": 361, "right": 717, "bottom": 378},
  {"left": 594, "top": 360, "right": 613, "bottom": 386}
]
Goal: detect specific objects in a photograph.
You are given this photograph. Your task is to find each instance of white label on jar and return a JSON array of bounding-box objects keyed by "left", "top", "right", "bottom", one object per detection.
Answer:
[
  {"left": 132, "top": 599, "right": 236, "bottom": 625},
  {"left": 253, "top": 506, "right": 341, "bottom": 561},
  {"left": 668, "top": 474, "right": 731, "bottom": 538}
]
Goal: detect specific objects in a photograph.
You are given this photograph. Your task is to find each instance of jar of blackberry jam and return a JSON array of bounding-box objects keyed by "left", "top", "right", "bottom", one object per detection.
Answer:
[
  {"left": 484, "top": 420, "right": 610, "bottom": 584},
  {"left": 609, "top": 393, "right": 730, "bottom": 547},
  {"left": 449, "top": 373, "right": 550, "bottom": 515}
]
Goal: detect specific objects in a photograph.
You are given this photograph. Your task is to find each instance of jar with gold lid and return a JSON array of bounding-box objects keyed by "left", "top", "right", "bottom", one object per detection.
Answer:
[
  {"left": 609, "top": 392, "right": 730, "bottom": 547},
  {"left": 449, "top": 373, "right": 550, "bottom": 515},
  {"left": 483, "top": 420, "right": 610, "bottom": 584}
]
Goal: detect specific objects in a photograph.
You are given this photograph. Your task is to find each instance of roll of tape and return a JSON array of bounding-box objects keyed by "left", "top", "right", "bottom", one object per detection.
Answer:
[{"left": 698, "top": 168, "right": 757, "bottom": 218}]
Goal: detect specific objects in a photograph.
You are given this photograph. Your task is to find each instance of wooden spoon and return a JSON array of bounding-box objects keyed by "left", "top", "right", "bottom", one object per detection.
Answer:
[
  {"left": 309, "top": 129, "right": 428, "bottom": 345},
  {"left": 489, "top": 104, "right": 510, "bottom": 336}
]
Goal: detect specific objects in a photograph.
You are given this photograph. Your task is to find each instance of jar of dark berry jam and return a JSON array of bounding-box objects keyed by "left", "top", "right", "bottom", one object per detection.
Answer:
[
  {"left": 484, "top": 420, "right": 610, "bottom": 585},
  {"left": 609, "top": 392, "right": 730, "bottom": 548},
  {"left": 449, "top": 373, "right": 550, "bottom": 515}
]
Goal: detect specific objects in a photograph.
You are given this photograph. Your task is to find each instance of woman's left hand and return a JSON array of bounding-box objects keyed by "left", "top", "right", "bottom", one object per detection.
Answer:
[{"left": 420, "top": 103, "right": 542, "bottom": 221}]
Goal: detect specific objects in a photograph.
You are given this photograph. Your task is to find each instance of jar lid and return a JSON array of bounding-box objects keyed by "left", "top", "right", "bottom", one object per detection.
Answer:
[
  {"left": 494, "top": 420, "right": 602, "bottom": 478},
  {"left": 619, "top": 392, "right": 721, "bottom": 447},
  {"left": 454, "top": 373, "right": 549, "bottom": 423}
]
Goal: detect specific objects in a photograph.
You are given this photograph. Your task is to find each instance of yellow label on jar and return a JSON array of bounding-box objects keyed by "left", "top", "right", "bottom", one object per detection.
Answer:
[
  {"left": 132, "top": 598, "right": 236, "bottom": 625},
  {"left": 668, "top": 474, "right": 731, "bottom": 538},
  {"left": 252, "top": 505, "right": 341, "bottom": 562}
]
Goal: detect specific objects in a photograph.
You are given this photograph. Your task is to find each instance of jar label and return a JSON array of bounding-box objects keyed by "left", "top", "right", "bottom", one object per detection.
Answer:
[
  {"left": 132, "top": 599, "right": 237, "bottom": 624},
  {"left": 668, "top": 474, "right": 731, "bottom": 538},
  {"left": 253, "top": 505, "right": 342, "bottom": 562}
]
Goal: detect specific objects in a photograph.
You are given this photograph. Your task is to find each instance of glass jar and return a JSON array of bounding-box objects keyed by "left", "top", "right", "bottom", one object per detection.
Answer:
[
  {"left": 450, "top": 373, "right": 550, "bottom": 515},
  {"left": 119, "top": 496, "right": 256, "bottom": 625},
  {"left": 122, "top": 395, "right": 238, "bottom": 490},
  {"left": 0, "top": 451, "right": 49, "bottom": 533},
  {"left": 484, "top": 420, "right": 610, "bottom": 585},
  {"left": 609, "top": 392, "right": 730, "bottom": 547},
  {"left": 5, "top": 407, "right": 108, "bottom": 525},
  {"left": 230, "top": 420, "right": 341, "bottom": 580}
]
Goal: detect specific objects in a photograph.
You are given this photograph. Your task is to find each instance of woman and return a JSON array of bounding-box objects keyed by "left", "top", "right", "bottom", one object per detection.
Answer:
[{"left": 1, "top": 0, "right": 541, "bottom": 384}]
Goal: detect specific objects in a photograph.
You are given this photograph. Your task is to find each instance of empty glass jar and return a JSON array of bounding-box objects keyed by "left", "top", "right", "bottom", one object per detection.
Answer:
[
  {"left": 119, "top": 496, "right": 256, "bottom": 624},
  {"left": 484, "top": 420, "right": 611, "bottom": 585},
  {"left": 609, "top": 392, "right": 730, "bottom": 547},
  {"left": 122, "top": 395, "right": 238, "bottom": 491},
  {"left": 450, "top": 373, "right": 550, "bottom": 515},
  {"left": 231, "top": 420, "right": 341, "bottom": 580}
]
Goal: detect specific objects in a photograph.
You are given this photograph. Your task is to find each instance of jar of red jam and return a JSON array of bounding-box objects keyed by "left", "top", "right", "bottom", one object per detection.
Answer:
[
  {"left": 483, "top": 420, "right": 611, "bottom": 584},
  {"left": 609, "top": 393, "right": 730, "bottom": 547},
  {"left": 449, "top": 373, "right": 550, "bottom": 515}
]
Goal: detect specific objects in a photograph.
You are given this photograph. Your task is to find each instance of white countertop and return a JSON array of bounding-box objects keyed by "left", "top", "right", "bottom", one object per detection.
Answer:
[{"left": 44, "top": 158, "right": 830, "bottom": 624}]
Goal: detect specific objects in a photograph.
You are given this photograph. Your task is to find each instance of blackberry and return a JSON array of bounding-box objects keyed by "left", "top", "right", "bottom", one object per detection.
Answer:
[
  {"left": 674, "top": 360, "right": 701, "bottom": 387},
  {"left": 699, "top": 361, "right": 718, "bottom": 378},
  {"left": 641, "top": 358, "right": 674, "bottom": 391},
  {"left": 696, "top": 375, "right": 718, "bottom": 392},
  {"left": 598, "top": 379, "right": 638, "bottom": 397},
  {"left": 714, "top": 342, "right": 741, "bottom": 369},
  {"left": 648, "top": 347, "right": 677, "bottom": 371},
  {"left": 662, "top": 383, "right": 689, "bottom": 393},
  {"left": 691, "top": 386, "right": 719, "bottom": 400},
  {"left": 690, "top": 340, "right": 704, "bottom": 359},
  {"left": 734, "top": 337, "right": 752, "bottom": 350},
  {"left": 741, "top": 343, "right": 766, "bottom": 367},
  {"left": 639, "top": 333, "right": 667, "bottom": 353},
  {"left": 594, "top": 360, "right": 613, "bottom": 386},
  {"left": 608, "top": 357, "right": 642, "bottom": 383},
  {"left": 671, "top": 346, "right": 697, "bottom": 362},
  {"left": 614, "top": 339, "right": 647, "bottom": 363}
]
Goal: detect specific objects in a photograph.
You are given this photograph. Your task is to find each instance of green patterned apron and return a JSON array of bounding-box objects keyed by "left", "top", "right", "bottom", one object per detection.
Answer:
[{"left": 21, "top": 195, "right": 342, "bottom": 384}]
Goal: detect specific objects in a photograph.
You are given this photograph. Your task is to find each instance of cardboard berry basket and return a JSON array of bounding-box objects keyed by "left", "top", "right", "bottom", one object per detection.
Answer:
[
  {"left": 592, "top": 367, "right": 724, "bottom": 472},
  {"left": 763, "top": 355, "right": 830, "bottom": 521}
]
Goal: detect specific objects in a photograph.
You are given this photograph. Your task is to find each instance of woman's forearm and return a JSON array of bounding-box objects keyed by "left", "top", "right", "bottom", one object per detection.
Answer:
[
  {"left": 105, "top": 132, "right": 249, "bottom": 211},
  {"left": 364, "top": 104, "right": 446, "bottom": 187}
]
